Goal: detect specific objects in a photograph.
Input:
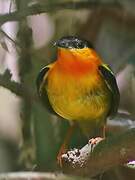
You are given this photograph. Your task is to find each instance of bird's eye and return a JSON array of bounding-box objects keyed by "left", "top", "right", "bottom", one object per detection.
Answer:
[
  {"left": 77, "top": 42, "right": 84, "bottom": 48},
  {"left": 61, "top": 42, "right": 65, "bottom": 47}
]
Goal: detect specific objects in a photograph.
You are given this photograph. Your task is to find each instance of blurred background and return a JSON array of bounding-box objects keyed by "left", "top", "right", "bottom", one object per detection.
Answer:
[{"left": 0, "top": 0, "right": 135, "bottom": 179}]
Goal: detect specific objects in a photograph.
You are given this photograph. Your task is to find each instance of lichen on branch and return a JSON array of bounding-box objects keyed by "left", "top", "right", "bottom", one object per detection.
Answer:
[{"left": 61, "top": 128, "right": 135, "bottom": 177}]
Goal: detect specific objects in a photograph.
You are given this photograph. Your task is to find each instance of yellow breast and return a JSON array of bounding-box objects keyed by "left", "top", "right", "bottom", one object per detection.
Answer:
[{"left": 46, "top": 63, "right": 111, "bottom": 123}]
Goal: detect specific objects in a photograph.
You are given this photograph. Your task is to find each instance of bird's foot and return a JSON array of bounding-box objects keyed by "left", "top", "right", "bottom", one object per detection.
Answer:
[
  {"left": 88, "top": 137, "right": 104, "bottom": 153},
  {"left": 89, "top": 137, "right": 103, "bottom": 145},
  {"left": 57, "top": 143, "right": 67, "bottom": 167}
]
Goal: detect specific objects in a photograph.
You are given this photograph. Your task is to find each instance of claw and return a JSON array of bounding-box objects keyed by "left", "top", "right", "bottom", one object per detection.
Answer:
[
  {"left": 57, "top": 143, "right": 67, "bottom": 167},
  {"left": 57, "top": 124, "right": 75, "bottom": 167},
  {"left": 89, "top": 137, "right": 103, "bottom": 145},
  {"left": 89, "top": 137, "right": 104, "bottom": 153}
]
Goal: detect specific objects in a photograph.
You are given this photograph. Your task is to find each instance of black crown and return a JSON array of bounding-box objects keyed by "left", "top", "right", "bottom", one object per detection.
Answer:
[{"left": 54, "top": 36, "right": 94, "bottom": 49}]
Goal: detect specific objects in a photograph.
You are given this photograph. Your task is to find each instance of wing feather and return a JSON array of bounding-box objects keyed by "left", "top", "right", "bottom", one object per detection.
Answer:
[
  {"left": 36, "top": 65, "right": 56, "bottom": 114},
  {"left": 98, "top": 64, "right": 120, "bottom": 118}
]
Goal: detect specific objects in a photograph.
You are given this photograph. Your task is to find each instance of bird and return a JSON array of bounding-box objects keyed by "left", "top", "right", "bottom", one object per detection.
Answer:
[{"left": 36, "top": 36, "right": 120, "bottom": 165}]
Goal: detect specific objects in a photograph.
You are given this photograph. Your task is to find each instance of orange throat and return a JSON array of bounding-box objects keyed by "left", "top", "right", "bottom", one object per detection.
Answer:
[{"left": 56, "top": 48, "right": 102, "bottom": 76}]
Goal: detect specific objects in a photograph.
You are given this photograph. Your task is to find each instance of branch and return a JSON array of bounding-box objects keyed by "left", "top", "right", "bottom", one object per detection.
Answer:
[
  {"left": 0, "top": 70, "right": 38, "bottom": 101},
  {"left": 0, "top": 1, "right": 121, "bottom": 25},
  {"left": 62, "top": 128, "right": 135, "bottom": 177},
  {"left": 107, "top": 112, "right": 135, "bottom": 133},
  {"left": 0, "top": 70, "right": 24, "bottom": 97},
  {"left": 0, "top": 29, "right": 19, "bottom": 46},
  {"left": 0, "top": 172, "right": 92, "bottom": 180}
]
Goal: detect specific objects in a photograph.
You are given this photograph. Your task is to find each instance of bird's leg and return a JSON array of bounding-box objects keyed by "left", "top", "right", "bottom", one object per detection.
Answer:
[
  {"left": 89, "top": 125, "right": 106, "bottom": 149},
  {"left": 103, "top": 124, "right": 106, "bottom": 139},
  {"left": 57, "top": 124, "right": 75, "bottom": 167}
]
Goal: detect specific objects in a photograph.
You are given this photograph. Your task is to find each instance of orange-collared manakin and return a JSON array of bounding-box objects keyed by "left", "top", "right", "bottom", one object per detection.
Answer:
[{"left": 36, "top": 36, "right": 120, "bottom": 164}]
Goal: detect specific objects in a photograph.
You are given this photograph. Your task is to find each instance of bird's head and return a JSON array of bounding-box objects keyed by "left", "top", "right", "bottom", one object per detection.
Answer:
[
  {"left": 53, "top": 36, "right": 102, "bottom": 74},
  {"left": 54, "top": 36, "right": 93, "bottom": 49},
  {"left": 53, "top": 36, "right": 98, "bottom": 61}
]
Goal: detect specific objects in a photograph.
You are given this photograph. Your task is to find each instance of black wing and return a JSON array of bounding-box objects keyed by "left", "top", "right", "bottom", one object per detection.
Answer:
[
  {"left": 36, "top": 65, "right": 56, "bottom": 114},
  {"left": 98, "top": 64, "right": 120, "bottom": 118}
]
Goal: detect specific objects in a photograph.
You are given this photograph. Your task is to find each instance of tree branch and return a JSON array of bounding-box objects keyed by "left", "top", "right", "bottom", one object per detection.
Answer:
[
  {"left": 0, "top": 70, "right": 38, "bottom": 102},
  {"left": 0, "top": 172, "right": 92, "bottom": 180},
  {"left": 0, "top": 70, "right": 24, "bottom": 97},
  {"left": 0, "top": 1, "right": 121, "bottom": 25},
  {"left": 62, "top": 128, "right": 135, "bottom": 177}
]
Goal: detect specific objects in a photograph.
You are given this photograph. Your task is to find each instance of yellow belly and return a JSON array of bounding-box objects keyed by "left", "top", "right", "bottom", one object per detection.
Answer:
[{"left": 47, "top": 67, "right": 111, "bottom": 124}]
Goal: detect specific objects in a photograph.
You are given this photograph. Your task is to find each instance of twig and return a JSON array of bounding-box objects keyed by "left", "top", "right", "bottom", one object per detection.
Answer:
[
  {"left": 0, "top": 70, "right": 38, "bottom": 102},
  {"left": 0, "top": 29, "right": 20, "bottom": 47},
  {"left": 0, "top": 70, "right": 24, "bottom": 97},
  {"left": 0, "top": 1, "right": 121, "bottom": 25},
  {"left": 62, "top": 128, "right": 135, "bottom": 177},
  {"left": 107, "top": 112, "right": 135, "bottom": 133},
  {"left": 0, "top": 172, "right": 91, "bottom": 180}
]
